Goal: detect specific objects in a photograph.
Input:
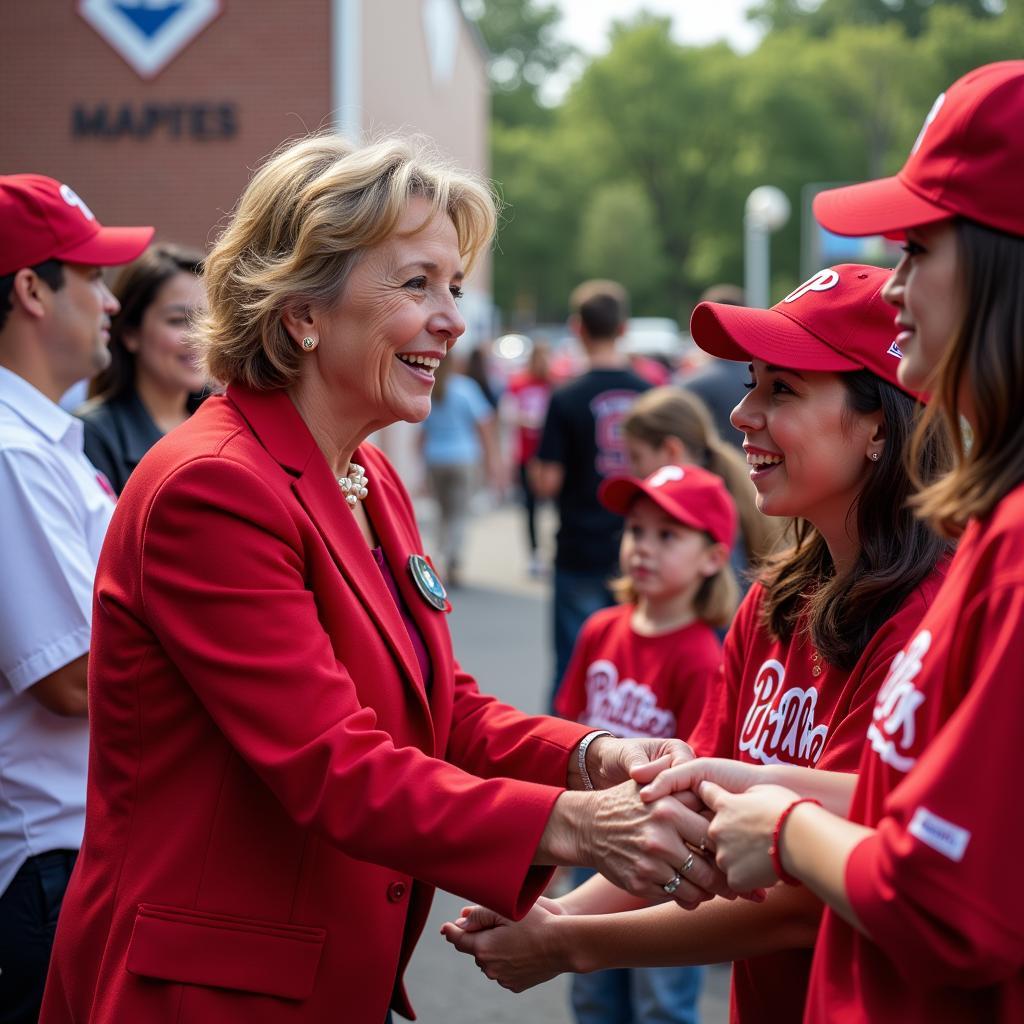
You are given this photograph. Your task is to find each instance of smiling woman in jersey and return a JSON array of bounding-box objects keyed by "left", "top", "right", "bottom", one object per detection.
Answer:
[
  {"left": 39, "top": 135, "right": 725, "bottom": 1024},
  {"left": 441, "top": 264, "right": 953, "bottom": 1024}
]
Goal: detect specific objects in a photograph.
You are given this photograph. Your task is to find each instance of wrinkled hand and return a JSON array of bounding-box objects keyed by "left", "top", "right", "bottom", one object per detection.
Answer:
[
  {"left": 588, "top": 736, "right": 695, "bottom": 789},
  {"left": 576, "top": 780, "right": 734, "bottom": 906},
  {"left": 700, "top": 781, "right": 800, "bottom": 891},
  {"left": 440, "top": 899, "right": 569, "bottom": 991}
]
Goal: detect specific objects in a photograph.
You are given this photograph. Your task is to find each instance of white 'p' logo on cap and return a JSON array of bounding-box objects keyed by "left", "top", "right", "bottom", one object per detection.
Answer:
[
  {"left": 58, "top": 184, "right": 96, "bottom": 223},
  {"left": 911, "top": 92, "right": 945, "bottom": 156},
  {"left": 783, "top": 268, "right": 840, "bottom": 304},
  {"left": 649, "top": 466, "right": 684, "bottom": 489}
]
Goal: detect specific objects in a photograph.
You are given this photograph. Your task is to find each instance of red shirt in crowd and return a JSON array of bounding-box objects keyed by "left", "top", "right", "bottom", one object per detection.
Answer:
[
  {"left": 554, "top": 604, "right": 721, "bottom": 740},
  {"left": 688, "top": 571, "right": 945, "bottom": 1024},
  {"left": 505, "top": 372, "right": 554, "bottom": 467},
  {"left": 806, "top": 484, "right": 1024, "bottom": 1024}
]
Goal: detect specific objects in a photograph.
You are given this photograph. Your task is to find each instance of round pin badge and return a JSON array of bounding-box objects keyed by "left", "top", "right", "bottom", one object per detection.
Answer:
[{"left": 408, "top": 555, "right": 448, "bottom": 611}]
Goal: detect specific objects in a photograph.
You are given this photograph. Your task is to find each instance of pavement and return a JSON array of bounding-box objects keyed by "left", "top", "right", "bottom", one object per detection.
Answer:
[{"left": 402, "top": 498, "right": 731, "bottom": 1023}]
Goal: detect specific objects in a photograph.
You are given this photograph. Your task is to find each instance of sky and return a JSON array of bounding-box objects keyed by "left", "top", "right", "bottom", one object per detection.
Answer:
[
  {"left": 544, "top": 0, "right": 763, "bottom": 101},
  {"left": 556, "top": 0, "right": 762, "bottom": 54}
]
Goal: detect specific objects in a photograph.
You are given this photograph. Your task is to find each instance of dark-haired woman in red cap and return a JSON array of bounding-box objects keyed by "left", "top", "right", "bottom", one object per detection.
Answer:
[
  {"left": 442, "top": 263, "right": 953, "bottom": 1024},
  {"left": 642, "top": 60, "right": 1024, "bottom": 1023}
]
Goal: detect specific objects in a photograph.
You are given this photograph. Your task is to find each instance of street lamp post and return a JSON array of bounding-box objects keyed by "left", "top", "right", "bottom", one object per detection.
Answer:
[{"left": 744, "top": 186, "right": 791, "bottom": 308}]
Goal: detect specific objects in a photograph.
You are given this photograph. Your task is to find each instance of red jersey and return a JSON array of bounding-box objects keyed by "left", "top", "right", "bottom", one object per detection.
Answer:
[
  {"left": 688, "top": 572, "right": 944, "bottom": 1024},
  {"left": 505, "top": 372, "right": 553, "bottom": 466},
  {"left": 807, "top": 484, "right": 1024, "bottom": 1024},
  {"left": 554, "top": 605, "right": 721, "bottom": 740}
]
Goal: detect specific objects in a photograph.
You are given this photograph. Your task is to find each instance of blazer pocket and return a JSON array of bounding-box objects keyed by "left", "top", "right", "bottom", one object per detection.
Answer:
[{"left": 126, "top": 903, "right": 326, "bottom": 1001}]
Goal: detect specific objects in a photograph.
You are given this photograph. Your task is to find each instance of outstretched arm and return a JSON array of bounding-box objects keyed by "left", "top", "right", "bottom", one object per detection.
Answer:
[
  {"left": 635, "top": 756, "right": 858, "bottom": 819},
  {"left": 442, "top": 882, "right": 822, "bottom": 992}
]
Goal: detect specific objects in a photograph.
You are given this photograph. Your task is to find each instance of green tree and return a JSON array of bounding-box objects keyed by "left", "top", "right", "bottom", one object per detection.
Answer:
[
  {"left": 749, "top": 0, "right": 1004, "bottom": 38},
  {"left": 481, "top": 0, "right": 1022, "bottom": 325},
  {"left": 562, "top": 15, "right": 746, "bottom": 312},
  {"left": 575, "top": 183, "right": 669, "bottom": 312},
  {"left": 489, "top": 121, "right": 590, "bottom": 323},
  {"left": 460, "top": 0, "right": 575, "bottom": 127}
]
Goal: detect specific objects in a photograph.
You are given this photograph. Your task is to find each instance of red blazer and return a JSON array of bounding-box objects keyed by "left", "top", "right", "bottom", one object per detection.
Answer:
[{"left": 42, "top": 385, "right": 586, "bottom": 1024}]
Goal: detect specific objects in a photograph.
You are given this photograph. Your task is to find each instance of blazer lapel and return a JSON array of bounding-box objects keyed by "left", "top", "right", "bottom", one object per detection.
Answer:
[
  {"left": 365, "top": 460, "right": 454, "bottom": 742},
  {"left": 226, "top": 386, "right": 430, "bottom": 720}
]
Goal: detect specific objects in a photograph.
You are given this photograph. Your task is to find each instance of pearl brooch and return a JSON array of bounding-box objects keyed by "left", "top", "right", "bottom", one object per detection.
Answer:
[{"left": 337, "top": 462, "right": 369, "bottom": 508}]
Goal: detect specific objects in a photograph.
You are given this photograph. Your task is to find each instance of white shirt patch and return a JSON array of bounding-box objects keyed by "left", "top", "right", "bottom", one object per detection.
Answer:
[{"left": 908, "top": 806, "right": 971, "bottom": 862}]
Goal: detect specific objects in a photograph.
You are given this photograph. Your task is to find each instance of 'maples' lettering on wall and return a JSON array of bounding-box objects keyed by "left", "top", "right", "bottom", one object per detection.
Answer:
[{"left": 71, "top": 103, "right": 238, "bottom": 140}]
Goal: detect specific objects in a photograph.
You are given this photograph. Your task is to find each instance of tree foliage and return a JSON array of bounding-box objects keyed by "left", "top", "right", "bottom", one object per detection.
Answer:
[
  {"left": 463, "top": 0, "right": 1021, "bottom": 323},
  {"left": 460, "top": 0, "right": 575, "bottom": 127},
  {"left": 749, "top": 0, "right": 1004, "bottom": 38}
]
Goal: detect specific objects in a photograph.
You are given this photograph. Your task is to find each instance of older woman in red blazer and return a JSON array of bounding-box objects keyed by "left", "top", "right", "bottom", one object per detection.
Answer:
[{"left": 40, "top": 136, "right": 729, "bottom": 1024}]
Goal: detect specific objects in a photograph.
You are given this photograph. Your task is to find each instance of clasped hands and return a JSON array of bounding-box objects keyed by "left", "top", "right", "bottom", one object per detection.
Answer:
[{"left": 443, "top": 748, "right": 792, "bottom": 990}]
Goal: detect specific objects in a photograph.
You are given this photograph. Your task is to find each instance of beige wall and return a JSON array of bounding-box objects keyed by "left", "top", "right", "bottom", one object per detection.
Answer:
[{"left": 360, "top": 1, "right": 488, "bottom": 184}]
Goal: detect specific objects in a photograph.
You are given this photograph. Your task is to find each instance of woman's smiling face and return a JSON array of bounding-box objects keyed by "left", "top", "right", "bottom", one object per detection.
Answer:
[
  {"left": 882, "top": 219, "right": 963, "bottom": 397},
  {"left": 731, "top": 360, "right": 882, "bottom": 538},
  {"left": 310, "top": 196, "right": 467, "bottom": 427}
]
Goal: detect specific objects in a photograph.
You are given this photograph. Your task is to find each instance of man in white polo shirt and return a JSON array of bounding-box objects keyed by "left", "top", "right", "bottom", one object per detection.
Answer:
[{"left": 0, "top": 175, "right": 152, "bottom": 1023}]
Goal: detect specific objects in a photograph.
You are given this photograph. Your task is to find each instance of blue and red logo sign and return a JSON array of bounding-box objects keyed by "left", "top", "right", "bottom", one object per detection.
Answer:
[{"left": 78, "top": 0, "right": 222, "bottom": 79}]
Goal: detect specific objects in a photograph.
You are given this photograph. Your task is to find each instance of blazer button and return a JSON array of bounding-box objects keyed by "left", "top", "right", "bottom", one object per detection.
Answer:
[{"left": 387, "top": 882, "right": 407, "bottom": 903}]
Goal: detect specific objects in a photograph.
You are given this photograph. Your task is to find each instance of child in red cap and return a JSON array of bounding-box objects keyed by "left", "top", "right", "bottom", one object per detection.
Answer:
[
  {"left": 645, "top": 61, "right": 1024, "bottom": 1024},
  {"left": 552, "top": 463, "right": 736, "bottom": 1024}
]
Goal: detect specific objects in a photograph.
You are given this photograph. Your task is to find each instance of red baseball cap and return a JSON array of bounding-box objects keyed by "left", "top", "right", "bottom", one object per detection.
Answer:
[
  {"left": 814, "top": 61, "right": 1024, "bottom": 239},
  {"left": 0, "top": 174, "right": 154, "bottom": 276},
  {"left": 689, "top": 263, "right": 921, "bottom": 399},
  {"left": 600, "top": 464, "right": 737, "bottom": 549}
]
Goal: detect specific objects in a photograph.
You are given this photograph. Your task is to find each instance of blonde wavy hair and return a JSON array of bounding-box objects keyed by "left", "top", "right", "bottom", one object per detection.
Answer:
[{"left": 196, "top": 134, "right": 497, "bottom": 389}]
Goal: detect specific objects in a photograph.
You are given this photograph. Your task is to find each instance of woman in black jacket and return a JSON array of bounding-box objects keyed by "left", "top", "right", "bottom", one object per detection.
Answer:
[{"left": 77, "top": 244, "right": 205, "bottom": 493}]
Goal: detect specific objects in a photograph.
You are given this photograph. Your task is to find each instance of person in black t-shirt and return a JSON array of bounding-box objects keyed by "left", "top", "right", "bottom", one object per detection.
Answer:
[
  {"left": 678, "top": 283, "right": 748, "bottom": 452},
  {"left": 533, "top": 280, "right": 651, "bottom": 707}
]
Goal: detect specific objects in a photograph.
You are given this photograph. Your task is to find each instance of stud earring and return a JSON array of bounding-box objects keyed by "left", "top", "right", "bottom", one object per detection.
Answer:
[
  {"left": 302, "top": 337, "right": 318, "bottom": 352},
  {"left": 870, "top": 452, "right": 880, "bottom": 462}
]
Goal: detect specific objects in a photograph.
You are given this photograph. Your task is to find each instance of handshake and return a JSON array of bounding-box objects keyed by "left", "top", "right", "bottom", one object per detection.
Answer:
[
  {"left": 536, "top": 736, "right": 767, "bottom": 907},
  {"left": 440, "top": 739, "right": 777, "bottom": 991}
]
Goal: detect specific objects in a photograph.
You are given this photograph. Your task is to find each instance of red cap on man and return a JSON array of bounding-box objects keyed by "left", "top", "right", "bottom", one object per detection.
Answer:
[
  {"left": 689, "top": 263, "right": 921, "bottom": 400},
  {"left": 813, "top": 61, "right": 1024, "bottom": 240},
  {"left": 600, "top": 464, "right": 737, "bottom": 549},
  {"left": 0, "top": 175, "right": 153, "bottom": 276}
]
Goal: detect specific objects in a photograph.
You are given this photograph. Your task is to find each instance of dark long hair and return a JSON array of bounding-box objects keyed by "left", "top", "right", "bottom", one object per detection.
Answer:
[
  {"left": 759, "top": 370, "right": 954, "bottom": 670},
  {"left": 910, "top": 218, "right": 1024, "bottom": 536},
  {"left": 88, "top": 243, "right": 204, "bottom": 401}
]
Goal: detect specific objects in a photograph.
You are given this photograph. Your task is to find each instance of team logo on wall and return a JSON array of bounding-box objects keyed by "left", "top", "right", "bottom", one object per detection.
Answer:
[{"left": 78, "top": 0, "right": 222, "bottom": 79}]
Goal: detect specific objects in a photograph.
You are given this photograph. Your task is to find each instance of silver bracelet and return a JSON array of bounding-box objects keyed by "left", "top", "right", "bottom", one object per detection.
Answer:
[{"left": 577, "top": 730, "right": 613, "bottom": 791}]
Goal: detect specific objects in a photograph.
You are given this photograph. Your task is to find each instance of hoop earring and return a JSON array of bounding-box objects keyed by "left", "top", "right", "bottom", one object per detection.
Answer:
[{"left": 302, "top": 337, "right": 318, "bottom": 352}]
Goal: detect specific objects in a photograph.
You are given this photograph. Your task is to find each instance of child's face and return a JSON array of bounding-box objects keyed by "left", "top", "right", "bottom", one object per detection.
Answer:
[
  {"left": 730, "top": 361, "right": 881, "bottom": 535},
  {"left": 620, "top": 496, "right": 720, "bottom": 601}
]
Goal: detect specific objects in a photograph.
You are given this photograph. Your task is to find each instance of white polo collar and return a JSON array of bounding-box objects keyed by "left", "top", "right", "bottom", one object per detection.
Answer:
[{"left": 0, "top": 365, "right": 83, "bottom": 450}]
